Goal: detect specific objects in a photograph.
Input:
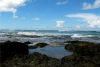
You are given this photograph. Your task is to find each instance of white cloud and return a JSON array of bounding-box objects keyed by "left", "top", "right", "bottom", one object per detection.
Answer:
[
  {"left": 0, "top": 0, "right": 27, "bottom": 18},
  {"left": 76, "top": 25, "right": 81, "bottom": 28},
  {"left": 56, "top": 20, "right": 65, "bottom": 28},
  {"left": 32, "top": 18, "right": 40, "bottom": 21},
  {"left": 66, "top": 13, "right": 100, "bottom": 28},
  {"left": 56, "top": 1, "right": 67, "bottom": 5},
  {"left": 82, "top": 0, "right": 100, "bottom": 10}
]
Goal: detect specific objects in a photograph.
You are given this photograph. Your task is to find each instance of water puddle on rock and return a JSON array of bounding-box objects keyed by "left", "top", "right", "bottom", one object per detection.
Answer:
[{"left": 29, "top": 46, "right": 72, "bottom": 59}]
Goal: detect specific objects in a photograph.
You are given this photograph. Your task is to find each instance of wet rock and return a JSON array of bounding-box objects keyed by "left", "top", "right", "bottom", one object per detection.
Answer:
[
  {"left": 36, "top": 43, "right": 48, "bottom": 48},
  {"left": 29, "top": 43, "right": 48, "bottom": 49},
  {"left": 65, "top": 41, "right": 100, "bottom": 56},
  {"left": 67, "top": 40, "right": 99, "bottom": 46},
  {"left": 0, "top": 41, "right": 28, "bottom": 62},
  {"left": 61, "top": 55, "right": 98, "bottom": 67},
  {"left": 29, "top": 45, "right": 38, "bottom": 49},
  {"left": 63, "top": 41, "right": 100, "bottom": 67},
  {"left": 20, "top": 35, "right": 41, "bottom": 38},
  {"left": 24, "top": 41, "right": 32, "bottom": 45},
  {"left": 2, "top": 52, "right": 66, "bottom": 67}
]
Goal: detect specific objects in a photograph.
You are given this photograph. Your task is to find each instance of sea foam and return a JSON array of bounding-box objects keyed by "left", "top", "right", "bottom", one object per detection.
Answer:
[{"left": 71, "top": 34, "right": 93, "bottom": 38}]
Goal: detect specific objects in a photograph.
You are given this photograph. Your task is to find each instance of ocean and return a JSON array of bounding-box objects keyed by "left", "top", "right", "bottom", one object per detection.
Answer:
[
  {"left": 0, "top": 30, "right": 100, "bottom": 43},
  {"left": 0, "top": 30, "right": 100, "bottom": 59}
]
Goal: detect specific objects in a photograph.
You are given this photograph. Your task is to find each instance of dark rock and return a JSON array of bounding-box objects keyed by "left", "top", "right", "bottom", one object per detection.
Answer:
[
  {"left": 36, "top": 43, "right": 48, "bottom": 48},
  {"left": 67, "top": 40, "right": 99, "bottom": 46},
  {"left": 24, "top": 41, "right": 31, "bottom": 45},
  {"left": 29, "top": 43, "right": 48, "bottom": 49},
  {"left": 21, "top": 35, "right": 41, "bottom": 38},
  {"left": 29, "top": 45, "right": 38, "bottom": 49},
  {"left": 65, "top": 43, "right": 75, "bottom": 52},
  {"left": 61, "top": 55, "right": 98, "bottom": 67},
  {"left": 0, "top": 41, "right": 28, "bottom": 62},
  {"left": 63, "top": 41, "right": 100, "bottom": 67},
  {"left": 1, "top": 52, "right": 66, "bottom": 67},
  {"left": 65, "top": 41, "right": 100, "bottom": 56}
]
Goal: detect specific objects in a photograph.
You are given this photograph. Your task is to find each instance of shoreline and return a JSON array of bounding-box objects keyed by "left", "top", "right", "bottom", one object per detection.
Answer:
[{"left": 0, "top": 40, "right": 100, "bottom": 67}]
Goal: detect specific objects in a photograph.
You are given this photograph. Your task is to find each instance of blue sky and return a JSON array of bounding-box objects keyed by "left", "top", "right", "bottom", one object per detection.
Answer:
[{"left": 0, "top": 0, "right": 100, "bottom": 30}]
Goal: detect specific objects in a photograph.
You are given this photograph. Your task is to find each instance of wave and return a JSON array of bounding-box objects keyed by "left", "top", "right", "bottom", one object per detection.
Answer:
[
  {"left": 17, "top": 32, "right": 69, "bottom": 36},
  {"left": 71, "top": 34, "right": 94, "bottom": 38},
  {"left": 17, "top": 32, "right": 39, "bottom": 36},
  {"left": 0, "top": 33, "right": 6, "bottom": 35}
]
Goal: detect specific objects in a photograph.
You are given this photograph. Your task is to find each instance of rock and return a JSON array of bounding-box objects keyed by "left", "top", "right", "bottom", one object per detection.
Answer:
[
  {"left": 61, "top": 55, "right": 97, "bottom": 67},
  {"left": 1, "top": 52, "right": 66, "bottom": 67},
  {"left": 67, "top": 40, "right": 99, "bottom": 46},
  {"left": 36, "top": 43, "right": 48, "bottom": 48},
  {"left": 24, "top": 41, "right": 32, "bottom": 45},
  {"left": 21, "top": 35, "right": 41, "bottom": 38},
  {"left": 65, "top": 43, "right": 75, "bottom": 52},
  {"left": 29, "top": 43, "right": 48, "bottom": 49},
  {"left": 65, "top": 41, "right": 100, "bottom": 56},
  {"left": 63, "top": 41, "right": 100, "bottom": 67},
  {"left": 0, "top": 41, "right": 28, "bottom": 62}
]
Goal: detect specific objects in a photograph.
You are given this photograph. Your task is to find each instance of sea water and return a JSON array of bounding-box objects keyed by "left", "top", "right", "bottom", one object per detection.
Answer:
[{"left": 0, "top": 30, "right": 100, "bottom": 59}]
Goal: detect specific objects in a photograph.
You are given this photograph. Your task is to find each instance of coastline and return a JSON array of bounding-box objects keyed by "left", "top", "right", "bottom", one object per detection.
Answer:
[
  {"left": 0, "top": 40, "right": 100, "bottom": 67},
  {"left": 0, "top": 30, "right": 100, "bottom": 67}
]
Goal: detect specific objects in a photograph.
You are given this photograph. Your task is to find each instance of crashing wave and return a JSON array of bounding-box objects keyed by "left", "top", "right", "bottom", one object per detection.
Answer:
[
  {"left": 17, "top": 32, "right": 40, "bottom": 36},
  {"left": 17, "top": 32, "right": 68, "bottom": 36},
  {"left": 71, "top": 34, "right": 93, "bottom": 38}
]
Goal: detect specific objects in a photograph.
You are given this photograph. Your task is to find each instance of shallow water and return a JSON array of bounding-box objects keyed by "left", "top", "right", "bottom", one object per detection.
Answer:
[{"left": 29, "top": 46, "right": 72, "bottom": 59}]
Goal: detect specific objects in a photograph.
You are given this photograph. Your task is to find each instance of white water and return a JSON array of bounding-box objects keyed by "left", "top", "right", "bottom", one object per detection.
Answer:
[
  {"left": 71, "top": 34, "right": 94, "bottom": 38},
  {"left": 17, "top": 32, "right": 68, "bottom": 36}
]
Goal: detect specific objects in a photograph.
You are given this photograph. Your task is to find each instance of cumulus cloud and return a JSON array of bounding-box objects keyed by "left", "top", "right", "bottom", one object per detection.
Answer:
[
  {"left": 76, "top": 25, "right": 81, "bottom": 28},
  {"left": 66, "top": 13, "right": 100, "bottom": 28},
  {"left": 82, "top": 0, "right": 100, "bottom": 10},
  {"left": 56, "top": 20, "right": 65, "bottom": 28},
  {"left": 32, "top": 18, "right": 40, "bottom": 21},
  {"left": 0, "top": 0, "right": 27, "bottom": 18},
  {"left": 56, "top": 1, "right": 67, "bottom": 5}
]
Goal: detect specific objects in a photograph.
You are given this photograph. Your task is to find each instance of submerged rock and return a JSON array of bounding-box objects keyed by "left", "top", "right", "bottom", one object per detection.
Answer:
[{"left": 0, "top": 41, "right": 28, "bottom": 62}]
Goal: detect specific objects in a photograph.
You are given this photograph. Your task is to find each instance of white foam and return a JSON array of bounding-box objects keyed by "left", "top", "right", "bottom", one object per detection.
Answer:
[
  {"left": 17, "top": 32, "right": 68, "bottom": 36},
  {"left": 0, "top": 32, "right": 6, "bottom": 35},
  {"left": 71, "top": 34, "right": 93, "bottom": 38},
  {"left": 17, "top": 32, "right": 39, "bottom": 36},
  {"left": 58, "top": 30, "right": 68, "bottom": 32}
]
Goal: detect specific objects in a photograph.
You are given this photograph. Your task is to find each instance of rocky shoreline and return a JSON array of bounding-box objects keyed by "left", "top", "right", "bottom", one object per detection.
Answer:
[
  {"left": 63, "top": 41, "right": 100, "bottom": 67},
  {"left": 0, "top": 40, "right": 100, "bottom": 67}
]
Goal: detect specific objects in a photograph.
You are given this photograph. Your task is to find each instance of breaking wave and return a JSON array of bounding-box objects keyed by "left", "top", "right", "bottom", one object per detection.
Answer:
[
  {"left": 17, "top": 32, "right": 68, "bottom": 36},
  {"left": 71, "top": 34, "right": 94, "bottom": 38}
]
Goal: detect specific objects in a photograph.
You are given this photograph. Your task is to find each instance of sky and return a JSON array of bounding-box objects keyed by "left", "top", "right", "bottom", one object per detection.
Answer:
[{"left": 0, "top": 0, "right": 100, "bottom": 31}]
